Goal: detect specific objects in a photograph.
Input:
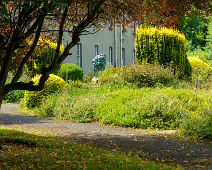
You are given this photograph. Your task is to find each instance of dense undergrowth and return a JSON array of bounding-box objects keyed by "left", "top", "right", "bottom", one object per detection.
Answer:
[
  {"left": 22, "top": 85, "right": 211, "bottom": 140},
  {"left": 4, "top": 59, "right": 212, "bottom": 140}
]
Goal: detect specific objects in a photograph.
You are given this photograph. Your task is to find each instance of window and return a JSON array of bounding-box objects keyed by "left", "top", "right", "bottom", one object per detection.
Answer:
[
  {"left": 77, "top": 43, "right": 82, "bottom": 67},
  {"left": 133, "top": 49, "right": 136, "bottom": 63},
  {"left": 121, "top": 48, "right": 125, "bottom": 66},
  {"left": 109, "top": 46, "right": 113, "bottom": 65},
  {"left": 108, "top": 19, "right": 113, "bottom": 30},
  {"left": 94, "top": 45, "right": 99, "bottom": 56}
]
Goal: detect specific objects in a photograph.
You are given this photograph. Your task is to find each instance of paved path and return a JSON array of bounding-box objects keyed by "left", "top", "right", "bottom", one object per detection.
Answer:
[{"left": 0, "top": 104, "right": 212, "bottom": 170}]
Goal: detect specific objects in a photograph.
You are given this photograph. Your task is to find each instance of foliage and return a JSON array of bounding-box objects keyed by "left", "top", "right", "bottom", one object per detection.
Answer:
[
  {"left": 25, "top": 86, "right": 212, "bottom": 133},
  {"left": 99, "top": 64, "right": 178, "bottom": 88},
  {"left": 205, "top": 16, "right": 212, "bottom": 61},
  {"left": 178, "top": 7, "right": 208, "bottom": 50},
  {"left": 3, "top": 90, "right": 24, "bottom": 103},
  {"left": 188, "top": 57, "right": 212, "bottom": 82},
  {"left": 135, "top": 27, "right": 191, "bottom": 77},
  {"left": 140, "top": 0, "right": 211, "bottom": 28},
  {"left": 180, "top": 112, "right": 212, "bottom": 140},
  {"left": 95, "top": 88, "right": 211, "bottom": 130},
  {"left": 26, "top": 36, "right": 64, "bottom": 76},
  {"left": 0, "top": 0, "right": 146, "bottom": 105},
  {"left": 187, "top": 49, "right": 211, "bottom": 66},
  {"left": 56, "top": 64, "right": 83, "bottom": 81},
  {"left": 23, "top": 74, "right": 68, "bottom": 108},
  {"left": 0, "top": 128, "right": 175, "bottom": 169},
  {"left": 0, "top": 0, "right": 211, "bottom": 105}
]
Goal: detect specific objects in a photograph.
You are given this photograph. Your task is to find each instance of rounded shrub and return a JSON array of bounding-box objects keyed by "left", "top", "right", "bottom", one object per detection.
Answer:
[
  {"left": 135, "top": 27, "right": 192, "bottom": 78},
  {"left": 188, "top": 57, "right": 212, "bottom": 81},
  {"left": 24, "top": 74, "right": 67, "bottom": 108},
  {"left": 57, "top": 64, "right": 83, "bottom": 81}
]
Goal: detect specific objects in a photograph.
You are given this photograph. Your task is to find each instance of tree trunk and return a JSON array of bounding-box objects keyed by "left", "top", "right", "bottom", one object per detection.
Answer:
[{"left": 0, "top": 86, "right": 4, "bottom": 108}]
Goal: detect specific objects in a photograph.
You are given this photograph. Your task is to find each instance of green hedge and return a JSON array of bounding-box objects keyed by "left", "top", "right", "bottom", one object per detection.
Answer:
[
  {"left": 135, "top": 27, "right": 192, "bottom": 78},
  {"left": 57, "top": 64, "right": 83, "bottom": 81}
]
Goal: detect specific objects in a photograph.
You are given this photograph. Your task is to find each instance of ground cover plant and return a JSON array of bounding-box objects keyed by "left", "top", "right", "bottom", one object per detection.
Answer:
[
  {"left": 99, "top": 64, "right": 179, "bottom": 88},
  {"left": 0, "top": 128, "right": 177, "bottom": 169},
  {"left": 21, "top": 82, "right": 212, "bottom": 140}
]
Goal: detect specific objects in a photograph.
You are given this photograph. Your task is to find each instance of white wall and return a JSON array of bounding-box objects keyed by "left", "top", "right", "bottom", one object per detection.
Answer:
[{"left": 63, "top": 26, "right": 136, "bottom": 74}]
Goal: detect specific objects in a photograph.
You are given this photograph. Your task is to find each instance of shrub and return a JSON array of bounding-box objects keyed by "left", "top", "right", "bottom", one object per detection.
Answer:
[
  {"left": 180, "top": 112, "right": 212, "bottom": 140},
  {"left": 23, "top": 74, "right": 67, "bottom": 108},
  {"left": 188, "top": 57, "right": 212, "bottom": 81},
  {"left": 135, "top": 27, "right": 192, "bottom": 77},
  {"left": 4, "top": 90, "right": 24, "bottom": 103},
  {"left": 57, "top": 64, "right": 83, "bottom": 81},
  {"left": 95, "top": 88, "right": 211, "bottom": 130},
  {"left": 99, "top": 64, "right": 178, "bottom": 88}
]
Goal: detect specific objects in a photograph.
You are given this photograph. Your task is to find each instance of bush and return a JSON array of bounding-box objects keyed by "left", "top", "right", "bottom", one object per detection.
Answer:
[
  {"left": 23, "top": 74, "right": 67, "bottom": 108},
  {"left": 57, "top": 64, "right": 83, "bottom": 81},
  {"left": 99, "top": 64, "right": 178, "bottom": 88},
  {"left": 95, "top": 88, "right": 211, "bottom": 130},
  {"left": 4, "top": 90, "right": 24, "bottom": 103},
  {"left": 180, "top": 112, "right": 212, "bottom": 140},
  {"left": 135, "top": 27, "right": 191, "bottom": 77},
  {"left": 188, "top": 57, "right": 212, "bottom": 81},
  {"left": 29, "top": 86, "right": 212, "bottom": 132}
]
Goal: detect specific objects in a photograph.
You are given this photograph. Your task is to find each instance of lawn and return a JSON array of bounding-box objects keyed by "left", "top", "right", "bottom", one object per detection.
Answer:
[{"left": 0, "top": 127, "right": 179, "bottom": 169}]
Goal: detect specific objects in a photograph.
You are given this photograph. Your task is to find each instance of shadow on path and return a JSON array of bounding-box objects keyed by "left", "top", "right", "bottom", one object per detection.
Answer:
[
  {"left": 0, "top": 104, "right": 52, "bottom": 125},
  {"left": 67, "top": 133, "right": 212, "bottom": 170}
]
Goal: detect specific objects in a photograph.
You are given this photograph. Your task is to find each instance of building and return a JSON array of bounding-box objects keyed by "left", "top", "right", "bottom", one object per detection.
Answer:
[{"left": 63, "top": 25, "right": 136, "bottom": 74}]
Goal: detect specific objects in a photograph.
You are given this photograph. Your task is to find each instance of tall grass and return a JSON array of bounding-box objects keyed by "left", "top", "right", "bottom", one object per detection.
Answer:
[{"left": 24, "top": 86, "right": 212, "bottom": 139}]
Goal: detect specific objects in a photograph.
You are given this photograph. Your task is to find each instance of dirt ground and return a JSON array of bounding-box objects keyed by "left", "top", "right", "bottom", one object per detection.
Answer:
[{"left": 0, "top": 103, "right": 212, "bottom": 170}]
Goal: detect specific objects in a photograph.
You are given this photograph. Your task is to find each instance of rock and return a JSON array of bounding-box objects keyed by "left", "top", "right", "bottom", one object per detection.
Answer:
[{"left": 91, "top": 77, "right": 100, "bottom": 84}]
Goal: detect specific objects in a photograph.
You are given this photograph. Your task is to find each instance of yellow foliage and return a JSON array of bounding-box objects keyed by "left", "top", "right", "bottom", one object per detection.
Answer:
[
  {"left": 135, "top": 26, "right": 190, "bottom": 77},
  {"left": 27, "top": 36, "right": 64, "bottom": 55},
  {"left": 24, "top": 74, "right": 68, "bottom": 108},
  {"left": 188, "top": 57, "right": 211, "bottom": 69}
]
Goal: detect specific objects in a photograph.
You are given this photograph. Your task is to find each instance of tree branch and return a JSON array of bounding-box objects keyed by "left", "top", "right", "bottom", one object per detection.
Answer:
[
  {"left": 53, "top": 6, "right": 68, "bottom": 66},
  {"left": 11, "top": 17, "right": 45, "bottom": 84}
]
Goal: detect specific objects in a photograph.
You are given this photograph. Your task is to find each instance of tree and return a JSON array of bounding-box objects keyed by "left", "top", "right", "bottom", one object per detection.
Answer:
[
  {"left": 140, "top": 0, "right": 211, "bottom": 28},
  {"left": 0, "top": 0, "right": 211, "bottom": 106},
  {"left": 206, "top": 16, "right": 212, "bottom": 60},
  {"left": 178, "top": 7, "right": 208, "bottom": 50}
]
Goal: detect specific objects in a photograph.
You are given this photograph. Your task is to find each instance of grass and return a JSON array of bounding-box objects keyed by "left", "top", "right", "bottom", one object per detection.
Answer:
[
  {"left": 18, "top": 62, "right": 211, "bottom": 140},
  {"left": 0, "top": 127, "right": 179, "bottom": 169}
]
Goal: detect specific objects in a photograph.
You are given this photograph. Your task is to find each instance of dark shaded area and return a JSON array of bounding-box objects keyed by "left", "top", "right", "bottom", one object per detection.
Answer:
[
  {"left": 0, "top": 104, "right": 52, "bottom": 125},
  {"left": 0, "top": 138, "right": 37, "bottom": 148},
  {"left": 66, "top": 133, "right": 212, "bottom": 169},
  {"left": 0, "top": 112, "right": 50, "bottom": 125}
]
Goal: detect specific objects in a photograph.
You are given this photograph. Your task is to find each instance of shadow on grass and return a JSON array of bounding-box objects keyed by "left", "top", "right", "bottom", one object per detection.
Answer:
[{"left": 0, "top": 129, "right": 175, "bottom": 170}]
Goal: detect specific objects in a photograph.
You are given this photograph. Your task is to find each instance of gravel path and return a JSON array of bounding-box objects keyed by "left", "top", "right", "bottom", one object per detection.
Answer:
[{"left": 0, "top": 103, "right": 212, "bottom": 170}]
